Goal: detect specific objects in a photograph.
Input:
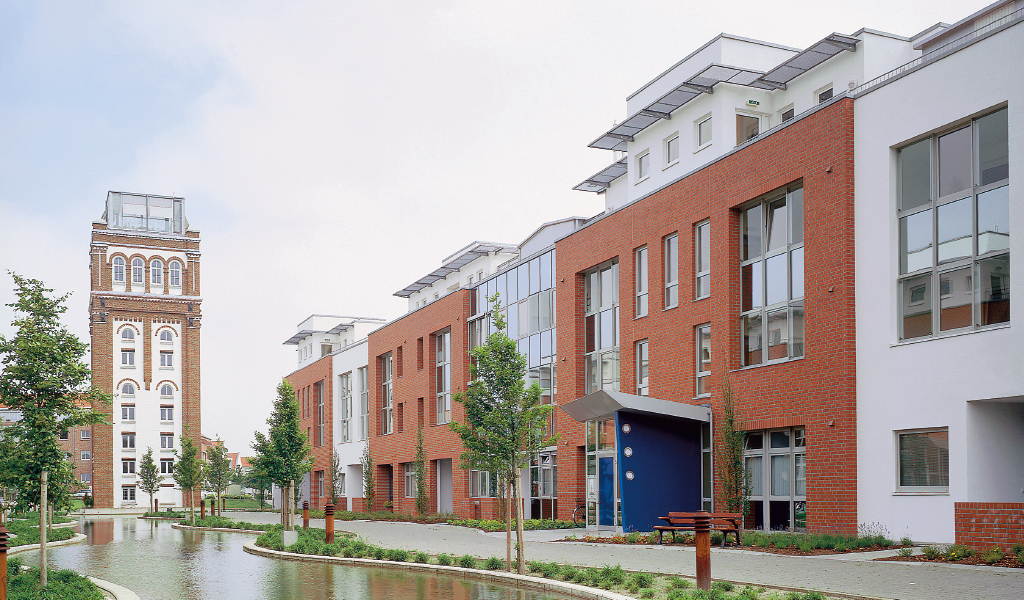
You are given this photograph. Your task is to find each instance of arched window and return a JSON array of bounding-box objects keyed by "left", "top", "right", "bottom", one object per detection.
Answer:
[
  {"left": 121, "top": 328, "right": 135, "bottom": 341},
  {"left": 169, "top": 260, "right": 182, "bottom": 287},
  {"left": 159, "top": 330, "right": 173, "bottom": 343},
  {"left": 131, "top": 258, "right": 144, "bottom": 284},
  {"left": 121, "top": 383, "right": 135, "bottom": 397},
  {"left": 112, "top": 257, "right": 126, "bottom": 283},
  {"left": 160, "top": 384, "right": 173, "bottom": 397},
  {"left": 151, "top": 259, "right": 164, "bottom": 287}
]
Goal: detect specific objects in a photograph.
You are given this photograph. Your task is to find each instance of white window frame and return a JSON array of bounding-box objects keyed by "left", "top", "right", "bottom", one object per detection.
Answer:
[
  {"left": 131, "top": 258, "right": 144, "bottom": 284},
  {"left": 81, "top": 451, "right": 91, "bottom": 461},
  {"left": 81, "top": 430, "right": 90, "bottom": 440},
  {"left": 664, "top": 133, "right": 680, "bottom": 167},
  {"left": 696, "top": 324, "right": 711, "bottom": 397},
  {"left": 894, "top": 427, "right": 949, "bottom": 494},
  {"left": 404, "top": 463, "right": 416, "bottom": 498},
  {"left": 635, "top": 150, "right": 650, "bottom": 182},
  {"left": 169, "top": 260, "right": 182, "bottom": 287},
  {"left": 470, "top": 470, "right": 496, "bottom": 498},
  {"left": 160, "top": 434, "right": 173, "bottom": 449},
  {"left": 121, "top": 328, "right": 135, "bottom": 342},
  {"left": 358, "top": 366, "right": 370, "bottom": 441},
  {"left": 160, "top": 406, "right": 173, "bottom": 421},
  {"left": 779, "top": 104, "right": 795, "bottom": 123},
  {"left": 435, "top": 329, "right": 451, "bottom": 424},
  {"left": 381, "top": 354, "right": 393, "bottom": 435},
  {"left": 634, "top": 246, "right": 648, "bottom": 318},
  {"left": 112, "top": 257, "right": 126, "bottom": 283},
  {"left": 160, "top": 384, "right": 173, "bottom": 398},
  {"left": 635, "top": 339, "right": 649, "bottom": 396},
  {"left": 735, "top": 111, "right": 764, "bottom": 146},
  {"left": 122, "top": 432, "right": 136, "bottom": 449},
  {"left": 121, "top": 348, "right": 135, "bottom": 367},
  {"left": 151, "top": 259, "right": 163, "bottom": 287},
  {"left": 81, "top": 473, "right": 91, "bottom": 483},
  {"left": 122, "top": 459, "right": 136, "bottom": 474},
  {"left": 339, "top": 372, "right": 352, "bottom": 443},
  {"left": 160, "top": 459, "right": 174, "bottom": 474},
  {"left": 695, "top": 114, "right": 712, "bottom": 151},
  {"left": 121, "top": 405, "right": 135, "bottom": 421},
  {"left": 121, "top": 383, "right": 135, "bottom": 397},
  {"left": 160, "top": 351, "right": 173, "bottom": 368},
  {"left": 695, "top": 220, "right": 710, "bottom": 299},
  {"left": 122, "top": 486, "right": 136, "bottom": 502},
  {"left": 664, "top": 234, "right": 678, "bottom": 309},
  {"left": 159, "top": 330, "right": 173, "bottom": 343},
  {"left": 814, "top": 83, "right": 834, "bottom": 105}
]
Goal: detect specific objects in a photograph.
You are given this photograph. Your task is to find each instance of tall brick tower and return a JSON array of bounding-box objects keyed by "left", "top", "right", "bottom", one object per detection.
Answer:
[{"left": 89, "top": 192, "right": 201, "bottom": 509}]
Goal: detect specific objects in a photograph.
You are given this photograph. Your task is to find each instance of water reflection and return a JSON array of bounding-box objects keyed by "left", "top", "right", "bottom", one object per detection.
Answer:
[{"left": 24, "top": 517, "right": 567, "bottom": 600}]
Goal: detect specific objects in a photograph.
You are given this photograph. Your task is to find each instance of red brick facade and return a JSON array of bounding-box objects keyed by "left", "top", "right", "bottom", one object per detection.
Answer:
[
  {"left": 286, "top": 356, "right": 334, "bottom": 510},
  {"left": 551, "top": 98, "right": 857, "bottom": 532},
  {"left": 955, "top": 502, "right": 1024, "bottom": 551}
]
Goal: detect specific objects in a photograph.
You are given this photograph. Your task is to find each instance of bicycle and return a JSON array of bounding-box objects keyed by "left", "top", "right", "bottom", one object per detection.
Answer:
[{"left": 571, "top": 498, "right": 586, "bottom": 528}]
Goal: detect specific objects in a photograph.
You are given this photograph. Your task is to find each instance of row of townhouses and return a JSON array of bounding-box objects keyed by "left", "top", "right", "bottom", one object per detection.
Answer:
[{"left": 283, "top": 1, "right": 1022, "bottom": 549}]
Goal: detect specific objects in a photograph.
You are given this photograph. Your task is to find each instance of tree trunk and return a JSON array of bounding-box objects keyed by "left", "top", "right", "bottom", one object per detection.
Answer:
[
  {"left": 40, "top": 470, "right": 48, "bottom": 587},
  {"left": 505, "top": 479, "right": 512, "bottom": 571},
  {"left": 288, "top": 480, "right": 295, "bottom": 531},
  {"left": 514, "top": 469, "right": 525, "bottom": 575}
]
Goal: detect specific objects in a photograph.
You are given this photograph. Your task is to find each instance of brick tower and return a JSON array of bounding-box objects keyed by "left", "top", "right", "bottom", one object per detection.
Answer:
[{"left": 89, "top": 192, "right": 201, "bottom": 509}]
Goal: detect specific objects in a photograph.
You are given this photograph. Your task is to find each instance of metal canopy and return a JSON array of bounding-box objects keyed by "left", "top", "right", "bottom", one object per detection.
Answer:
[
  {"left": 561, "top": 389, "right": 712, "bottom": 423},
  {"left": 573, "top": 157, "right": 629, "bottom": 192},
  {"left": 283, "top": 329, "right": 323, "bottom": 345},
  {"left": 393, "top": 242, "right": 515, "bottom": 298},
  {"left": 586, "top": 33, "right": 859, "bottom": 153}
]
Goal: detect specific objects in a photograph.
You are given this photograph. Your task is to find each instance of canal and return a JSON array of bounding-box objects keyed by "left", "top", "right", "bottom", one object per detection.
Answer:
[{"left": 21, "top": 516, "right": 572, "bottom": 600}]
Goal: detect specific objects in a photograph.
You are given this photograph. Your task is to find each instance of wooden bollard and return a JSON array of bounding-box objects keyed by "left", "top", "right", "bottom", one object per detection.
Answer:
[
  {"left": 694, "top": 511, "right": 711, "bottom": 590},
  {"left": 222, "top": 498, "right": 226, "bottom": 513},
  {"left": 154, "top": 499, "right": 159, "bottom": 514},
  {"left": 201, "top": 498, "right": 206, "bottom": 519},
  {"left": 302, "top": 501, "right": 310, "bottom": 530},
  {"left": 325, "top": 502, "right": 335, "bottom": 544},
  {"left": 210, "top": 497, "right": 216, "bottom": 517},
  {"left": 0, "top": 524, "right": 9, "bottom": 600}
]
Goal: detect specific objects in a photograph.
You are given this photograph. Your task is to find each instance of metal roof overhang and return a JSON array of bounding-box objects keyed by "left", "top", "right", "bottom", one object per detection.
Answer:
[
  {"left": 283, "top": 329, "right": 323, "bottom": 345},
  {"left": 573, "top": 157, "right": 629, "bottom": 192},
  {"left": 561, "top": 389, "right": 712, "bottom": 423},
  {"left": 585, "top": 34, "right": 859, "bottom": 154},
  {"left": 394, "top": 243, "right": 512, "bottom": 298}
]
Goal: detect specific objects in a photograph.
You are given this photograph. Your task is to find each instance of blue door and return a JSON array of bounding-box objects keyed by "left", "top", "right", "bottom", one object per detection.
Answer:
[{"left": 598, "top": 456, "right": 614, "bottom": 527}]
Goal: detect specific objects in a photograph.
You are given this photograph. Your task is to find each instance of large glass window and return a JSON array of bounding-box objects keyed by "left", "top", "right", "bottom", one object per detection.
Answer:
[
  {"left": 898, "top": 109, "right": 1010, "bottom": 339},
  {"left": 897, "top": 428, "right": 949, "bottom": 492},
  {"left": 470, "top": 470, "right": 497, "bottom": 498},
  {"left": 380, "top": 353, "right": 393, "bottom": 435},
  {"left": 745, "top": 427, "right": 806, "bottom": 530},
  {"left": 635, "top": 340, "right": 648, "bottom": 396},
  {"left": 358, "top": 367, "right": 370, "bottom": 440},
  {"left": 696, "top": 324, "right": 711, "bottom": 396},
  {"left": 169, "top": 261, "right": 182, "bottom": 287},
  {"left": 635, "top": 246, "right": 648, "bottom": 318},
  {"left": 404, "top": 463, "right": 416, "bottom": 498},
  {"left": 112, "top": 256, "right": 126, "bottom": 283},
  {"left": 695, "top": 221, "right": 710, "bottom": 299},
  {"left": 131, "top": 258, "right": 144, "bottom": 284},
  {"left": 435, "top": 328, "right": 451, "bottom": 424},
  {"left": 339, "top": 372, "right": 352, "bottom": 443},
  {"left": 585, "top": 262, "right": 619, "bottom": 394},
  {"left": 740, "top": 185, "right": 804, "bottom": 365},
  {"left": 664, "top": 234, "right": 678, "bottom": 309},
  {"left": 151, "top": 259, "right": 164, "bottom": 287}
]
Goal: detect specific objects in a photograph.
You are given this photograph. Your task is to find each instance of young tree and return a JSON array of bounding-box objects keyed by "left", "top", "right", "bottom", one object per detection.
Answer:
[
  {"left": 244, "top": 464, "right": 272, "bottom": 508},
  {"left": 205, "top": 439, "right": 231, "bottom": 517},
  {"left": 360, "top": 444, "right": 375, "bottom": 513},
  {"left": 414, "top": 425, "right": 429, "bottom": 515},
  {"left": 173, "top": 434, "right": 204, "bottom": 524},
  {"left": 251, "top": 379, "right": 312, "bottom": 530},
  {"left": 716, "top": 376, "right": 749, "bottom": 515},
  {"left": 138, "top": 447, "right": 161, "bottom": 514},
  {"left": 450, "top": 296, "right": 556, "bottom": 574},
  {"left": 328, "top": 448, "right": 345, "bottom": 505}
]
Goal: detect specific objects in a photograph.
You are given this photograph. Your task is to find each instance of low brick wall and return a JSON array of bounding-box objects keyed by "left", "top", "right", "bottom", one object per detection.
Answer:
[{"left": 954, "top": 502, "right": 1024, "bottom": 550}]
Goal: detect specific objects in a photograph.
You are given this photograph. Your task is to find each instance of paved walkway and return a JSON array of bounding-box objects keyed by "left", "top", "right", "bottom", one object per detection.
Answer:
[{"left": 232, "top": 512, "right": 1023, "bottom": 600}]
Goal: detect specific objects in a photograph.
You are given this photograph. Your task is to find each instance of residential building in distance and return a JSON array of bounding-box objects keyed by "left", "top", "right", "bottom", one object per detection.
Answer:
[{"left": 89, "top": 192, "right": 202, "bottom": 509}]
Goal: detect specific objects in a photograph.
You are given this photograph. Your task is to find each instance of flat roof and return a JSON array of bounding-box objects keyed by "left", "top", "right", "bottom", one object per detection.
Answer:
[
  {"left": 561, "top": 389, "right": 712, "bottom": 423},
  {"left": 394, "top": 241, "right": 518, "bottom": 298}
]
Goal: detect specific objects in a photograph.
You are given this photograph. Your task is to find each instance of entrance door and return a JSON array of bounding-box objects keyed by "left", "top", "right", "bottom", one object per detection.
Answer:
[
  {"left": 436, "top": 459, "right": 453, "bottom": 514},
  {"left": 598, "top": 456, "right": 615, "bottom": 528}
]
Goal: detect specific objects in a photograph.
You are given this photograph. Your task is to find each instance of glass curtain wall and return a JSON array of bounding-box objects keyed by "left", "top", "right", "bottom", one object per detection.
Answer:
[{"left": 744, "top": 427, "right": 806, "bottom": 530}]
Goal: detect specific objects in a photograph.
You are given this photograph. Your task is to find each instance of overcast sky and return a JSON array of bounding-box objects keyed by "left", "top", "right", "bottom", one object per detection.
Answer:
[{"left": 0, "top": 0, "right": 981, "bottom": 455}]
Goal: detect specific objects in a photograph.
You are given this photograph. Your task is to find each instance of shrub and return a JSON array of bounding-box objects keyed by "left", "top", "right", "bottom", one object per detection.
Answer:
[
  {"left": 900, "top": 536, "right": 913, "bottom": 546},
  {"left": 712, "top": 581, "right": 734, "bottom": 592},
  {"left": 668, "top": 577, "right": 692, "bottom": 589},
  {"left": 982, "top": 546, "right": 1004, "bottom": 564},
  {"left": 711, "top": 531, "right": 724, "bottom": 546},
  {"left": 739, "top": 585, "right": 762, "bottom": 599},
  {"left": 599, "top": 565, "right": 626, "bottom": 585},
  {"left": 484, "top": 556, "right": 504, "bottom": 570},
  {"left": 457, "top": 554, "right": 477, "bottom": 569},
  {"left": 370, "top": 546, "right": 386, "bottom": 560},
  {"left": 898, "top": 547, "right": 913, "bottom": 557},
  {"left": 437, "top": 553, "right": 454, "bottom": 566},
  {"left": 945, "top": 544, "right": 974, "bottom": 561},
  {"left": 385, "top": 548, "right": 409, "bottom": 562},
  {"left": 1009, "top": 542, "right": 1023, "bottom": 555},
  {"left": 646, "top": 531, "right": 660, "bottom": 544},
  {"left": 922, "top": 545, "right": 941, "bottom": 560},
  {"left": 527, "top": 560, "right": 544, "bottom": 573},
  {"left": 413, "top": 551, "right": 430, "bottom": 564},
  {"left": 629, "top": 571, "right": 654, "bottom": 589},
  {"left": 560, "top": 566, "right": 579, "bottom": 581},
  {"left": 625, "top": 531, "right": 641, "bottom": 543},
  {"left": 640, "top": 590, "right": 655, "bottom": 599}
]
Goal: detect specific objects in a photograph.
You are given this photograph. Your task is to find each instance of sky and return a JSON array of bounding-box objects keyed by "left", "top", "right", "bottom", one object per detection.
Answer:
[{"left": 0, "top": 0, "right": 982, "bottom": 455}]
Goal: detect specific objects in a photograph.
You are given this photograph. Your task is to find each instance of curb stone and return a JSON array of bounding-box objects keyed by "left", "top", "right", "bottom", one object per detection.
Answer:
[
  {"left": 8, "top": 532, "right": 88, "bottom": 556},
  {"left": 89, "top": 576, "right": 141, "bottom": 600},
  {"left": 172, "top": 523, "right": 267, "bottom": 535}
]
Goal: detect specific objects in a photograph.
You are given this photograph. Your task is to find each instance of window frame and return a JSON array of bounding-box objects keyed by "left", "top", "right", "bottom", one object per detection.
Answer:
[
  {"left": 122, "top": 459, "right": 136, "bottom": 474},
  {"left": 358, "top": 366, "right": 370, "bottom": 441},
  {"left": 81, "top": 450, "right": 92, "bottom": 461},
  {"left": 894, "top": 427, "right": 950, "bottom": 494},
  {"left": 159, "top": 330, "right": 173, "bottom": 344},
  {"left": 635, "top": 150, "right": 650, "bottom": 182},
  {"left": 160, "top": 458, "right": 174, "bottom": 474},
  {"left": 695, "top": 114, "right": 712, "bottom": 150},
  {"left": 381, "top": 353, "right": 394, "bottom": 435},
  {"left": 664, "top": 234, "right": 679, "bottom": 309},
  {"left": 122, "top": 432, "right": 136, "bottom": 449},
  {"left": 121, "top": 348, "right": 135, "bottom": 367},
  {"left": 635, "top": 339, "right": 649, "bottom": 396},
  {"left": 404, "top": 463, "right": 416, "bottom": 499},
  {"left": 131, "top": 257, "right": 144, "bottom": 284},
  {"left": 664, "top": 133, "right": 680, "bottom": 167},
  {"left": 634, "top": 246, "right": 648, "bottom": 318},
  {"left": 160, "top": 406, "right": 173, "bottom": 421},
  {"left": 81, "top": 430, "right": 91, "bottom": 440},
  {"left": 435, "top": 328, "right": 452, "bottom": 425},
  {"left": 695, "top": 220, "right": 710, "bottom": 299},
  {"left": 583, "top": 261, "right": 620, "bottom": 395},
  {"left": 696, "top": 324, "right": 711, "bottom": 397},
  {"left": 169, "top": 260, "right": 182, "bottom": 287},
  {"left": 151, "top": 259, "right": 164, "bottom": 287},
  {"left": 815, "top": 84, "right": 834, "bottom": 104},
  {"left": 339, "top": 371, "right": 352, "bottom": 443},
  {"left": 112, "top": 256, "right": 126, "bottom": 283},
  {"left": 121, "top": 405, "right": 135, "bottom": 421},
  {"left": 160, "top": 350, "right": 173, "bottom": 368},
  {"left": 160, "top": 433, "right": 174, "bottom": 449}
]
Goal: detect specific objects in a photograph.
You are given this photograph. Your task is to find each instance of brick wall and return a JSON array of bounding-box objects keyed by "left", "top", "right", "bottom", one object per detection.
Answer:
[
  {"left": 955, "top": 502, "right": 1024, "bottom": 551},
  {"left": 554, "top": 98, "right": 858, "bottom": 532},
  {"left": 286, "top": 356, "right": 333, "bottom": 511}
]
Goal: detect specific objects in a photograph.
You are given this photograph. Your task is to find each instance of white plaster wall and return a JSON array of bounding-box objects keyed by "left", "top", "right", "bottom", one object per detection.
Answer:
[
  {"left": 332, "top": 339, "right": 369, "bottom": 510},
  {"left": 106, "top": 245, "right": 187, "bottom": 296},
  {"left": 854, "top": 23, "right": 1024, "bottom": 542},
  {"left": 966, "top": 401, "right": 1024, "bottom": 501},
  {"left": 405, "top": 251, "right": 517, "bottom": 312}
]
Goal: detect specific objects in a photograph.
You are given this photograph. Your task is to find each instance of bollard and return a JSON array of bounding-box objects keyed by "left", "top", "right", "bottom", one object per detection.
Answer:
[
  {"left": 222, "top": 498, "right": 226, "bottom": 513},
  {"left": 325, "top": 502, "right": 335, "bottom": 544},
  {"left": 694, "top": 511, "right": 711, "bottom": 590},
  {"left": 210, "top": 497, "right": 216, "bottom": 517},
  {"left": 303, "top": 501, "right": 309, "bottom": 530},
  {"left": 154, "top": 499, "right": 159, "bottom": 514},
  {"left": 1, "top": 524, "right": 9, "bottom": 600},
  {"left": 201, "top": 499, "right": 206, "bottom": 520}
]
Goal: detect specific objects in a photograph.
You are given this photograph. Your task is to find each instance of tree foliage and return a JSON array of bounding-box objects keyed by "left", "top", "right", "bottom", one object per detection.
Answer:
[
  {"left": 173, "top": 434, "right": 203, "bottom": 524},
  {"left": 205, "top": 438, "right": 232, "bottom": 514},
  {"left": 450, "top": 295, "right": 555, "bottom": 573},
  {"left": 0, "top": 273, "right": 107, "bottom": 512},
  {"left": 414, "top": 425, "right": 428, "bottom": 514},
  {"left": 251, "top": 380, "right": 312, "bottom": 488},
  {"left": 360, "top": 444, "right": 375, "bottom": 512},
  {"left": 716, "top": 376, "right": 749, "bottom": 514},
  {"left": 138, "top": 447, "right": 161, "bottom": 513},
  {"left": 328, "top": 448, "right": 344, "bottom": 503}
]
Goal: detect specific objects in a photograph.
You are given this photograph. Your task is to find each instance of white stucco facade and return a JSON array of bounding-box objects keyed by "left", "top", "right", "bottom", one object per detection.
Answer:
[
  {"left": 853, "top": 15, "right": 1024, "bottom": 542},
  {"left": 332, "top": 338, "right": 370, "bottom": 511}
]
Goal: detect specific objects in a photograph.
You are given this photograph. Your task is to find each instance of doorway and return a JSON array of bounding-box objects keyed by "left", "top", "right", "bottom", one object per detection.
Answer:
[{"left": 436, "top": 458, "right": 453, "bottom": 514}]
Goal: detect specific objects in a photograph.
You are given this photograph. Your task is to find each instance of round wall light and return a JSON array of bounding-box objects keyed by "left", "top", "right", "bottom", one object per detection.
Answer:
[
  {"left": 623, "top": 447, "right": 633, "bottom": 457},
  {"left": 621, "top": 423, "right": 631, "bottom": 434},
  {"left": 625, "top": 471, "right": 635, "bottom": 481}
]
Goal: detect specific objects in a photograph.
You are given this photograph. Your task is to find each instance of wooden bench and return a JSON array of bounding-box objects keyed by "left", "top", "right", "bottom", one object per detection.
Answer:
[{"left": 653, "top": 512, "right": 742, "bottom": 546}]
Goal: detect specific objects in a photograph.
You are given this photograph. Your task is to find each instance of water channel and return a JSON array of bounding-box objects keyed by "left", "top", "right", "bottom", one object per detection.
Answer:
[{"left": 21, "top": 517, "right": 572, "bottom": 600}]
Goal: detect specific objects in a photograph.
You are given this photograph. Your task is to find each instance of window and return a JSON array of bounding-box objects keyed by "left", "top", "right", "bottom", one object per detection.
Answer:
[
  {"left": 338, "top": 473, "right": 346, "bottom": 495},
  {"left": 122, "top": 459, "right": 136, "bottom": 474},
  {"left": 339, "top": 372, "right": 352, "bottom": 443},
  {"left": 131, "top": 258, "right": 144, "bottom": 284},
  {"left": 736, "top": 114, "right": 760, "bottom": 144},
  {"left": 584, "top": 262, "right": 619, "bottom": 394},
  {"left": 695, "top": 221, "right": 710, "bottom": 299},
  {"left": 781, "top": 106, "right": 795, "bottom": 122},
  {"left": 159, "top": 330, "right": 173, "bottom": 343},
  {"left": 160, "top": 406, "right": 173, "bottom": 421},
  {"left": 59, "top": 430, "right": 69, "bottom": 440},
  {"left": 435, "top": 328, "right": 451, "bottom": 424},
  {"left": 81, "top": 473, "right": 91, "bottom": 483},
  {"left": 897, "top": 108, "right": 1010, "bottom": 340},
  {"left": 817, "top": 87, "right": 833, "bottom": 104},
  {"left": 740, "top": 184, "right": 805, "bottom": 366},
  {"left": 112, "top": 257, "right": 126, "bottom": 283},
  {"left": 122, "top": 432, "right": 135, "bottom": 449},
  {"left": 470, "top": 470, "right": 497, "bottom": 498},
  {"left": 82, "top": 451, "right": 92, "bottom": 460},
  {"left": 81, "top": 430, "right": 90, "bottom": 440},
  {"left": 160, "top": 433, "right": 173, "bottom": 449},
  {"left": 358, "top": 366, "right": 369, "bottom": 441},
  {"left": 121, "top": 405, "right": 135, "bottom": 421},
  {"left": 160, "top": 384, "right": 173, "bottom": 398},
  {"left": 696, "top": 325, "right": 711, "bottom": 396},
  {"left": 897, "top": 428, "right": 949, "bottom": 492},
  {"left": 160, "top": 459, "right": 174, "bottom": 474},
  {"left": 121, "top": 328, "right": 135, "bottom": 341},
  {"left": 121, "top": 383, "right": 135, "bottom": 397},
  {"left": 417, "top": 337, "right": 424, "bottom": 370},
  {"left": 315, "top": 381, "right": 324, "bottom": 447},
  {"left": 169, "top": 260, "right": 182, "bottom": 287},
  {"left": 697, "top": 115, "right": 712, "bottom": 148},
  {"left": 404, "top": 463, "right": 416, "bottom": 498},
  {"left": 160, "top": 351, "right": 173, "bottom": 368},
  {"left": 745, "top": 427, "right": 806, "bottom": 530},
  {"left": 381, "top": 353, "right": 393, "bottom": 435},
  {"left": 665, "top": 135, "right": 680, "bottom": 165},
  {"left": 635, "top": 340, "right": 649, "bottom": 396},
  {"left": 122, "top": 486, "right": 136, "bottom": 501},
  {"left": 664, "top": 234, "right": 678, "bottom": 308},
  {"left": 636, "top": 151, "right": 650, "bottom": 181},
  {"left": 151, "top": 259, "right": 164, "bottom": 287},
  {"left": 634, "top": 247, "right": 648, "bottom": 318},
  {"left": 316, "top": 471, "right": 325, "bottom": 498},
  {"left": 121, "top": 348, "right": 135, "bottom": 367}
]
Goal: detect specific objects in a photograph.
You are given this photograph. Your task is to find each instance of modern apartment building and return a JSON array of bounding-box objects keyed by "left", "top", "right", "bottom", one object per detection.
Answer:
[{"left": 89, "top": 192, "right": 202, "bottom": 509}]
